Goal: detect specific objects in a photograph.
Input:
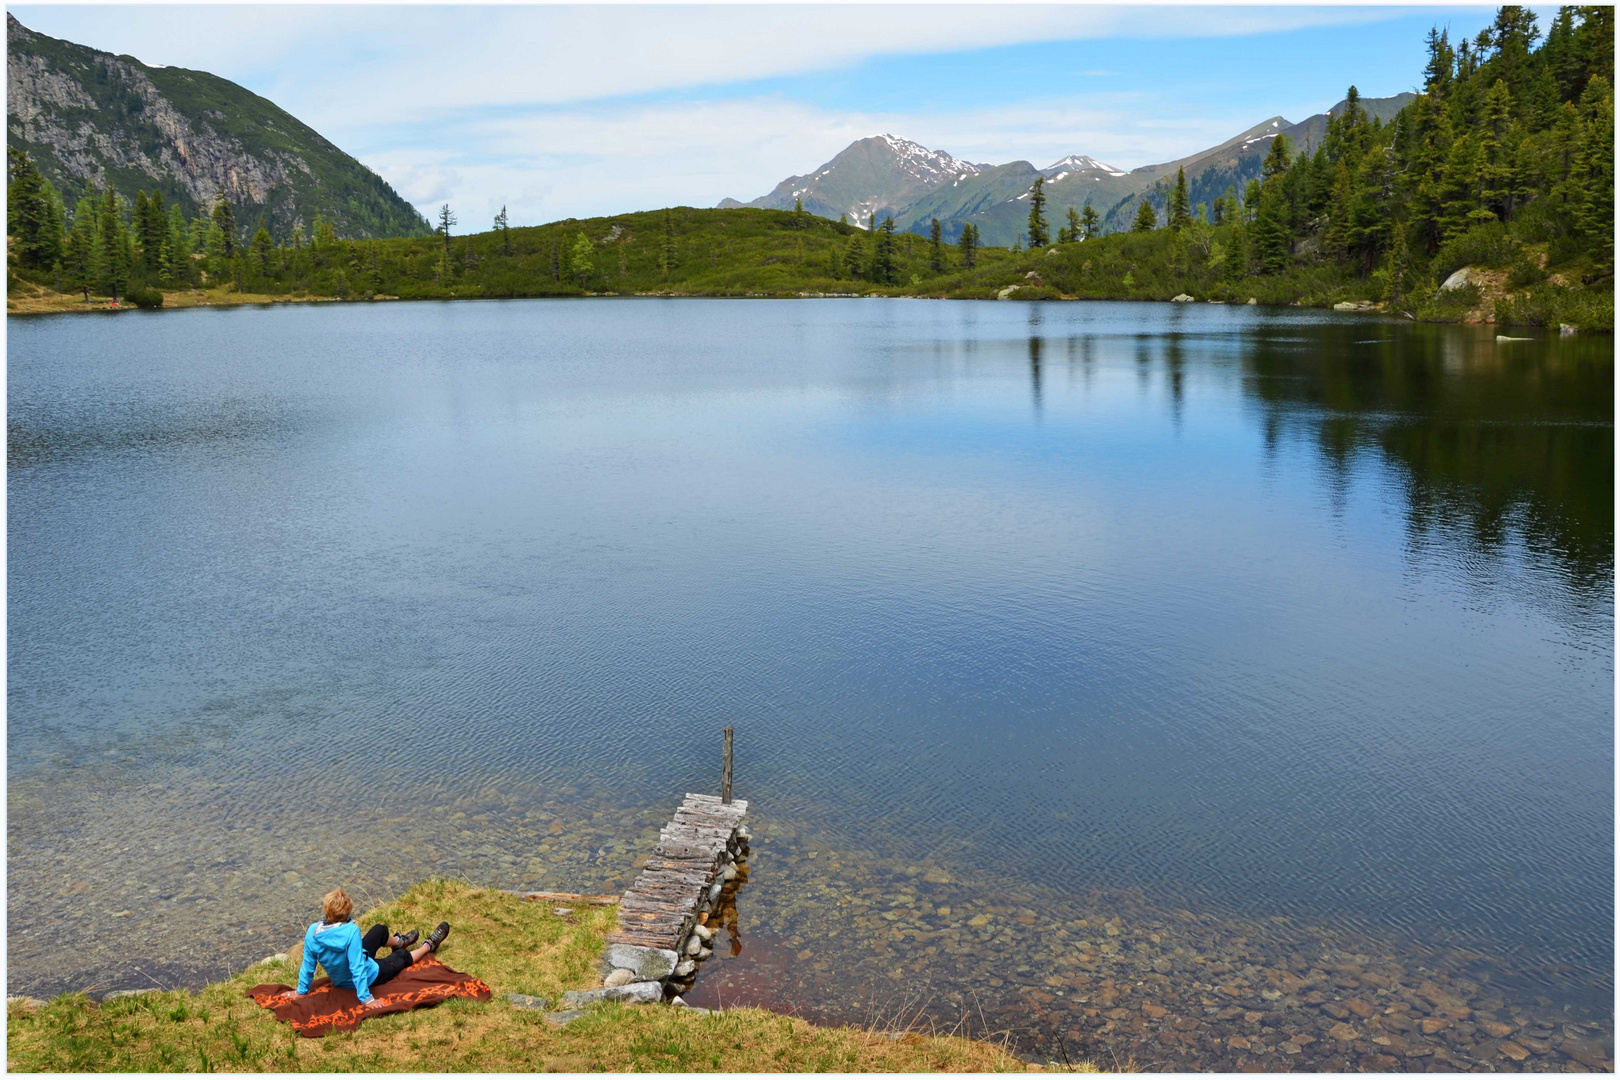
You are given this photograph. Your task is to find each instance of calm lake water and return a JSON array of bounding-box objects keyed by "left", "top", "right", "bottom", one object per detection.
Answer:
[{"left": 8, "top": 299, "right": 1613, "bottom": 1068}]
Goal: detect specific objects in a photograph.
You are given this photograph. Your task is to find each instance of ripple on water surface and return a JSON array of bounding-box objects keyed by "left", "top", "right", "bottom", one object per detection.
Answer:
[{"left": 7, "top": 299, "right": 1613, "bottom": 1066}]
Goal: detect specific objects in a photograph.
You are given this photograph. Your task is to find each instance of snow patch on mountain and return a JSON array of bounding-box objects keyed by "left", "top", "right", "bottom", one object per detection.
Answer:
[{"left": 1041, "top": 154, "right": 1122, "bottom": 178}]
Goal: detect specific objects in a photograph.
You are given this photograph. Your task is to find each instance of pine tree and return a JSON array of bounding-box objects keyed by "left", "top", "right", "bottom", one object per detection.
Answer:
[
  {"left": 792, "top": 197, "right": 808, "bottom": 229},
  {"left": 958, "top": 222, "right": 979, "bottom": 269},
  {"left": 928, "top": 218, "right": 945, "bottom": 273},
  {"left": 1223, "top": 220, "right": 1249, "bottom": 281},
  {"left": 843, "top": 231, "right": 864, "bottom": 279},
  {"left": 62, "top": 193, "right": 100, "bottom": 301},
  {"left": 437, "top": 204, "right": 457, "bottom": 259},
  {"left": 656, "top": 209, "right": 675, "bottom": 277},
  {"left": 1168, "top": 166, "right": 1193, "bottom": 230},
  {"left": 1080, "top": 203, "right": 1100, "bottom": 239},
  {"left": 1251, "top": 185, "right": 1292, "bottom": 274},
  {"left": 494, "top": 205, "right": 511, "bottom": 255},
  {"left": 1478, "top": 79, "right": 1517, "bottom": 219},
  {"left": 1382, "top": 221, "right": 1412, "bottom": 303},
  {"left": 869, "top": 215, "right": 898, "bottom": 283},
  {"left": 1570, "top": 75, "right": 1614, "bottom": 271},
  {"left": 1026, "top": 176, "right": 1049, "bottom": 247},
  {"left": 96, "top": 190, "right": 129, "bottom": 302},
  {"left": 1133, "top": 199, "right": 1158, "bottom": 232},
  {"left": 7, "top": 148, "right": 58, "bottom": 270},
  {"left": 163, "top": 203, "right": 189, "bottom": 280},
  {"left": 210, "top": 194, "right": 237, "bottom": 257},
  {"left": 251, "top": 217, "right": 274, "bottom": 274},
  {"left": 1061, "top": 206, "right": 1081, "bottom": 243}
]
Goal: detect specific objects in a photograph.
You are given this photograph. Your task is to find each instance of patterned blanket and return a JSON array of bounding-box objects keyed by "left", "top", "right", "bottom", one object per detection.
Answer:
[{"left": 247, "top": 956, "right": 492, "bottom": 1037}]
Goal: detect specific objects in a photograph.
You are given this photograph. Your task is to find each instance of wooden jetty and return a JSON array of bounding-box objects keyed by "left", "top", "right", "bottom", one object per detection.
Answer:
[
  {"left": 608, "top": 793, "right": 749, "bottom": 951},
  {"left": 593, "top": 728, "right": 750, "bottom": 998}
]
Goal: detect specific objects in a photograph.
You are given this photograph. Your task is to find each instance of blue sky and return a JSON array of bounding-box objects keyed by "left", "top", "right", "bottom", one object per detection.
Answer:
[{"left": 10, "top": 5, "right": 1505, "bottom": 229}]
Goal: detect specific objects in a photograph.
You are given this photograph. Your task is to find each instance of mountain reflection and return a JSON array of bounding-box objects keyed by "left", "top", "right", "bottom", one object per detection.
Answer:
[{"left": 1242, "top": 324, "right": 1613, "bottom": 601}]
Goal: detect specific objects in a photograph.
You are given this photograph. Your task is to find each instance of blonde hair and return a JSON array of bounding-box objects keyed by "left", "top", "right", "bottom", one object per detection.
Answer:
[{"left": 322, "top": 887, "right": 354, "bottom": 924}]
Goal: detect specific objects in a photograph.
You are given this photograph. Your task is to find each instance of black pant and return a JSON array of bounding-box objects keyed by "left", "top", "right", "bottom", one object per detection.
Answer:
[{"left": 362, "top": 923, "right": 414, "bottom": 987}]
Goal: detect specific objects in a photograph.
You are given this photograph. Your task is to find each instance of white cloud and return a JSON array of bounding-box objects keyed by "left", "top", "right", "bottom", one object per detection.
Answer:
[
  {"left": 13, "top": 5, "right": 1396, "bottom": 127},
  {"left": 6, "top": 4, "right": 1414, "bottom": 227}
]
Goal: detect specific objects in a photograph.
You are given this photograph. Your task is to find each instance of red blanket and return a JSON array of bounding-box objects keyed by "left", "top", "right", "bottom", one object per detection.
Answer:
[{"left": 248, "top": 957, "right": 492, "bottom": 1037}]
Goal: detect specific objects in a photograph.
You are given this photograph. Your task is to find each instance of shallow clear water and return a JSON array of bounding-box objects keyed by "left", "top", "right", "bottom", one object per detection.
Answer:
[{"left": 8, "top": 299, "right": 1613, "bottom": 1067}]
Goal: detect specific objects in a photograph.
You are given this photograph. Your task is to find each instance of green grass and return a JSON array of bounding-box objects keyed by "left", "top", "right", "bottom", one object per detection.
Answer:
[{"left": 7, "top": 880, "right": 1058, "bottom": 1073}]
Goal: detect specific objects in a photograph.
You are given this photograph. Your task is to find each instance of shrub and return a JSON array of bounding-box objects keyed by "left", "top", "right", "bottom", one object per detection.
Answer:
[
  {"left": 123, "top": 281, "right": 164, "bottom": 308},
  {"left": 1433, "top": 221, "right": 1517, "bottom": 280},
  {"left": 1506, "top": 254, "right": 1549, "bottom": 289}
]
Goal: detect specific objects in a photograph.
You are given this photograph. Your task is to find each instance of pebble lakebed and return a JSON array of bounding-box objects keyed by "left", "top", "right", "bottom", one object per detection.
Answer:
[{"left": 8, "top": 769, "right": 1612, "bottom": 1072}]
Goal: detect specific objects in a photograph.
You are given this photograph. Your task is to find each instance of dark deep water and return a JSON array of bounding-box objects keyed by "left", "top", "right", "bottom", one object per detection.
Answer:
[{"left": 8, "top": 299, "right": 1613, "bottom": 1068}]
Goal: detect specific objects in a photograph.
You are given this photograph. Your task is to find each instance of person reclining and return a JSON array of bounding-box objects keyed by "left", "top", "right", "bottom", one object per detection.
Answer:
[{"left": 283, "top": 887, "right": 450, "bottom": 1009}]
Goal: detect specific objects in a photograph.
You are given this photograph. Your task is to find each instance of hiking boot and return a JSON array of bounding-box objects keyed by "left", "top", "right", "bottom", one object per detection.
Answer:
[
  {"left": 425, "top": 922, "right": 451, "bottom": 953},
  {"left": 392, "top": 930, "right": 420, "bottom": 951}
]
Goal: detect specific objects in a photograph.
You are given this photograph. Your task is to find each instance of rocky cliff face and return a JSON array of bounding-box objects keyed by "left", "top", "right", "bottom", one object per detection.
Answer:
[{"left": 6, "top": 14, "right": 429, "bottom": 241}]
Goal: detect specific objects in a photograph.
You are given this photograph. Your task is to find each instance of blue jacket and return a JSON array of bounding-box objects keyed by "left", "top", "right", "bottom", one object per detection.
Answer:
[{"left": 298, "top": 920, "right": 379, "bottom": 1003}]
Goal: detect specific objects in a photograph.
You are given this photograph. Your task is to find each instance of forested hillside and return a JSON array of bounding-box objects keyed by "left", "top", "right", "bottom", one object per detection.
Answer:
[
  {"left": 6, "top": 14, "right": 430, "bottom": 242},
  {"left": 7, "top": 6, "right": 1611, "bottom": 331}
]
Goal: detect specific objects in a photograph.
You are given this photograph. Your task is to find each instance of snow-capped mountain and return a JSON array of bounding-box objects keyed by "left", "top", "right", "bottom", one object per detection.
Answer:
[
  {"left": 732, "top": 133, "right": 989, "bottom": 227},
  {"left": 724, "top": 92, "right": 1415, "bottom": 244},
  {"left": 1040, "top": 154, "right": 1125, "bottom": 181}
]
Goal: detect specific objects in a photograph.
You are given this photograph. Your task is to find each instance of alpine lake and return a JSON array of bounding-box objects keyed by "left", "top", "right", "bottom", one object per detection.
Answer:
[{"left": 8, "top": 298, "right": 1613, "bottom": 1070}]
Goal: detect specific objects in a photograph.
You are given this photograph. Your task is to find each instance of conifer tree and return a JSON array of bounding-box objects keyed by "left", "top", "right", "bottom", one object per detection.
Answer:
[
  {"left": 251, "top": 217, "right": 274, "bottom": 273},
  {"left": 494, "top": 205, "right": 511, "bottom": 255},
  {"left": 1062, "top": 206, "right": 1082, "bottom": 243},
  {"left": 1133, "top": 199, "right": 1158, "bottom": 232},
  {"left": 437, "top": 203, "right": 456, "bottom": 259},
  {"left": 1223, "top": 220, "right": 1249, "bottom": 281},
  {"left": 7, "top": 148, "right": 60, "bottom": 270},
  {"left": 1382, "top": 221, "right": 1412, "bottom": 303},
  {"left": 1080, "top": 203, "right": 1100, "bottom": 239},
  {"left": 210, "top": 194, "right": 237, "bottom": 257},
  {"left": 870, "top": 215, "right": 898, "bottom": 283},
  {"left": 958, "top": 222, "right": 978, "bottom": 268},
  {"left": 1026, "top": 176, "right": 1049, "bottom": 247},
  {"left": 164, "top": 203, "right": 189, "bottom": 280},
  {"left": 63, "top": 194, "right": 100, "bottom": 301},
  {"left": 96, "top": 191, "right": 129, "bottom": 302},
  {"left": 1570, "top": 74, "right": 1614, "bottom": 270},
  {"left": 661, "top": 209, "right": 676, "bottom": 275},
  {"left": 928, "top": 218, "right": 944, "bottom": 273},
  {"left": 1168, "top": 166, "right": 1193, "bottom": 230},
  {"left": 1251, "top": 186, "right": 1292, "bottom": 274},
  {"left": 843, "top": 231, "right": 864, "bottom": 279},
  {"left": 792, "top": 197, "right": 808, "bottom": 229}
]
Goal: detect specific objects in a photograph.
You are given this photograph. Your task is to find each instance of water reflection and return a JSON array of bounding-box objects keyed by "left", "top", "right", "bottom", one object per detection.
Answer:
[{"left": 1242, "top": 323, "right": 1613, "bottom": 606}]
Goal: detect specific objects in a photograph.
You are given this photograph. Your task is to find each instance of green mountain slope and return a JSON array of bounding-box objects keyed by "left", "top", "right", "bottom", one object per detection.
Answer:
[
  {"left": 1100, "top": 95, "right": 1415, "bottom": 232},
  {"left": 6, "top": 14, "right": 430, "bottom": 241}
]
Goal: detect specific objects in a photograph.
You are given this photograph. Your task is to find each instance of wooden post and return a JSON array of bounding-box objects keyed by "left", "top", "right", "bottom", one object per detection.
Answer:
[{"left": 721, "top": 726, "right": 733, "bottom": 805}]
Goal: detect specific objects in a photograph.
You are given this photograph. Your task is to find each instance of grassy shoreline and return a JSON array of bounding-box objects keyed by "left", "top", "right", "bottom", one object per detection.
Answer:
[{"left": 6, "top": 879, "right": 1064, "bottom": 1073}]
